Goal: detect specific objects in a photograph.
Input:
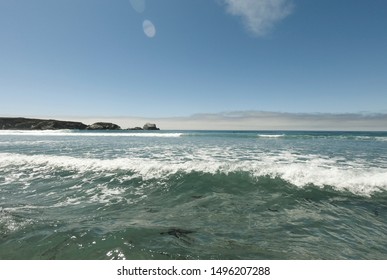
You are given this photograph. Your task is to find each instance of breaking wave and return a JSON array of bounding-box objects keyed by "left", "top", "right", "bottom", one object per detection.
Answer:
[{"left": 1, "top": 152, "right": 386, "bottom": 196}]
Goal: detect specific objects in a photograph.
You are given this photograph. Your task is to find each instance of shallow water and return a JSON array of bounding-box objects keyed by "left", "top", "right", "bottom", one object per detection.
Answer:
[{"left": 0, "top": 130, "right": 386, "bottom": 259}]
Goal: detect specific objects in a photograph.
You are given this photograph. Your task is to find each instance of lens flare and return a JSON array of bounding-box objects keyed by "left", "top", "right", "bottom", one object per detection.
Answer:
[
  {"left": 143, "top": 19, "right": 156, "bottom": 38},
  {"left": 129, "top": 0, "right": 145, "bottom": 13}
]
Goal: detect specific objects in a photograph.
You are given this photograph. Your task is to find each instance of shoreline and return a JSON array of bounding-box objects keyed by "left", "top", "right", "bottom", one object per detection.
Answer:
[{"left": 0, "top": 117, "right": 160, "bottom": 131}]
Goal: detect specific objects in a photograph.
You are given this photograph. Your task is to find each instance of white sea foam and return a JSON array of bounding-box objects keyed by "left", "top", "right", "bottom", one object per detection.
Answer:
[
  {"left": 0, "top": 208, "right": 34, "bottom": 233},
  {"left": 257, "top": 134, "right": 285, "bottom": 138},
  {"left": 352, "top": 136, "right": 387, "bottom": 142},
  {"left": 1, "top": 152, "right": 386, "bottom": 196},
  {"left": 0, "top": 140, "right": 58, "bottom": 146},
  {"left": 0, "top": 130, "right": 71, "bottom": 136},
  {"left": 0, "top": 130, "right": 182, "bottom": 138},
  {"left": 375, "top": 137, "right": 387, "bottom": 142}
]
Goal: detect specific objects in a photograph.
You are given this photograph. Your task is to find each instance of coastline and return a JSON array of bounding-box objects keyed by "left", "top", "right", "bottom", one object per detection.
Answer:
[{"left": 0, "top": 117, "right": 159, "bottom": 131}]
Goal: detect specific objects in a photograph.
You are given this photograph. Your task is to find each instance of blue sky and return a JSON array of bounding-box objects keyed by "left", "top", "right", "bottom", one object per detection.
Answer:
[{"left": 1, "top": 0, "right": 387, "bottom": 129}]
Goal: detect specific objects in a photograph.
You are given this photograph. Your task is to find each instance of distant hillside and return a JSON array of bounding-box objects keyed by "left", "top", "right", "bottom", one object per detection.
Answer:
[
  {"left": 0, "top": 117, "right": 88, "bottom": 130},
  {"left": 0, "top": 117, "right": 160, "bottom": 131}
]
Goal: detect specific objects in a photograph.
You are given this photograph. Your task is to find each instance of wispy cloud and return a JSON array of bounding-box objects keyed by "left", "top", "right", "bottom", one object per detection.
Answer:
[
  {"left": 180, "top": 111, "right": 387, "bottom": 131},
  {"left": 59, "top": 111, "right": 387, "bottom": 131},
  {"left": 221, "top": 0, "right": 294, "bottom": 36}
]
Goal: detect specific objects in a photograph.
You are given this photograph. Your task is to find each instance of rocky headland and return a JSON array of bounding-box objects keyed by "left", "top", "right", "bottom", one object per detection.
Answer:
[
  {"left": 0, "top": 117, "right": 160, "bottom": 131},
  {"left": 0, "top": 117, "right": 87, "bottom": 130}
]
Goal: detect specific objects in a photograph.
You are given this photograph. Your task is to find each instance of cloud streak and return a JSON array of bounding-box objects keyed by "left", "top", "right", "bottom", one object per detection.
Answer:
[
  {"left": 178, "top": 111, "right": 387, "bottom": 131},
  {"left": 222, "top": 0, "right": 294, "bottom": 36},
  {"left": 59, "top": 111, "right": 387, "bottom": 131}
]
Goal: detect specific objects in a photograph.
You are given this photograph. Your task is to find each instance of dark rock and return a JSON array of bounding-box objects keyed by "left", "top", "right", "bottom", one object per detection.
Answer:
[
  {"left": 143, "top": 123, "right": 160, "bottom": 130},
  {"left": 0, "top": 117, "right": 87, "bottom": 130},
  {"left": 86, "top": 122, "right": 121, "bottom": 130}
]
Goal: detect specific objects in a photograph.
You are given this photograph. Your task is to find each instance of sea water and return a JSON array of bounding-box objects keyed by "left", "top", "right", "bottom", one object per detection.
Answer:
[{"left": 0, "top": 130, "right": 386, "bottom": 259}]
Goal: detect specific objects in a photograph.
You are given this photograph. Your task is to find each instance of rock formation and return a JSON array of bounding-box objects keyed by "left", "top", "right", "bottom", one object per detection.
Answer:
[
  {"left": 143, "top": 123, "right": 160, "bottom": 130},
  {"left": 0, "top": 117, "right": 160, "bottom": 131},
  {"left": 0, "top": 117, "right": 87, "bottom": 130},
  {"left": 86, "top": 122, "right": 121, "bottom": 130}
]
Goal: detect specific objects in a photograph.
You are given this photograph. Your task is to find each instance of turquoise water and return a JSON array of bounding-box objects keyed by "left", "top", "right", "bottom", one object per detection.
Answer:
[{"left": 0, "top": 130, "right": 386, "bottom": 259}]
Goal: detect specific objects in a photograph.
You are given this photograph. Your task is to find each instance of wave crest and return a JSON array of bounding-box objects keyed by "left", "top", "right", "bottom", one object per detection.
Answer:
[
  {"left": 0, "top": 130, "right": 182, "bottom": 138},
  {"left": 1, "top": 153, "right": 386, "bottom": 196}
]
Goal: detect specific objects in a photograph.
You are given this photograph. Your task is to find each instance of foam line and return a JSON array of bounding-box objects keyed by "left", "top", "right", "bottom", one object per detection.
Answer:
[
  {"left": 1, "top": 152, "right": 386, "bottom": 196},
  {"left": 257, "top": 134, "right": 285, "bottom": 138},
  {"left": 0, "top": 130, "right": 182, "bottom": 137}
]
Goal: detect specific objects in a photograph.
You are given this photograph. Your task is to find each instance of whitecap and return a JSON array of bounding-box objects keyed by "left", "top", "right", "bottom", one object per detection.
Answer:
[
  {"left": 0, "top": 130, "right": 182, "bottom": 138},
  {"left": 375, "top": 137, "right": 387, "bottom": 142},
  {"left": 1, "top": 152, "right": 386, "bottom": 196},
  {"left": 257, "top": 134, "right": 285, "bottom": 138}
]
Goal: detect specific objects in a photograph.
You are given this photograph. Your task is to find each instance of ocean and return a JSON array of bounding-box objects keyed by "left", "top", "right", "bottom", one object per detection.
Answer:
[{"left": 0, "top": 130, "right": 386, "bottom": 260}]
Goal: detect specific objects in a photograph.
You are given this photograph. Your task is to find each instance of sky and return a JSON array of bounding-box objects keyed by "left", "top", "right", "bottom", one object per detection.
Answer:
[{"left": 1, "top": 0, "right": 387, "bottom": 130}]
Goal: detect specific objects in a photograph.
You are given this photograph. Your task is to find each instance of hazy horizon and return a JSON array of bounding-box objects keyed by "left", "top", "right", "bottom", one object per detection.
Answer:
[{"left": 3, "top": 110, "right": 387, "bottom": 131}]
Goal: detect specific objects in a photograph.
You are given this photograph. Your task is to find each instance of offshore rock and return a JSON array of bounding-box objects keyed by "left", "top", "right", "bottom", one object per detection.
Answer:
[
  {"left": 0, "top": 117, "right": 87, "bottom": 130},
  {"left": 86, "top": 122, "right": 121, "bottom": 130},
  {"left": 143, "top": 123, "right": 160, "bottom": 130}
]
